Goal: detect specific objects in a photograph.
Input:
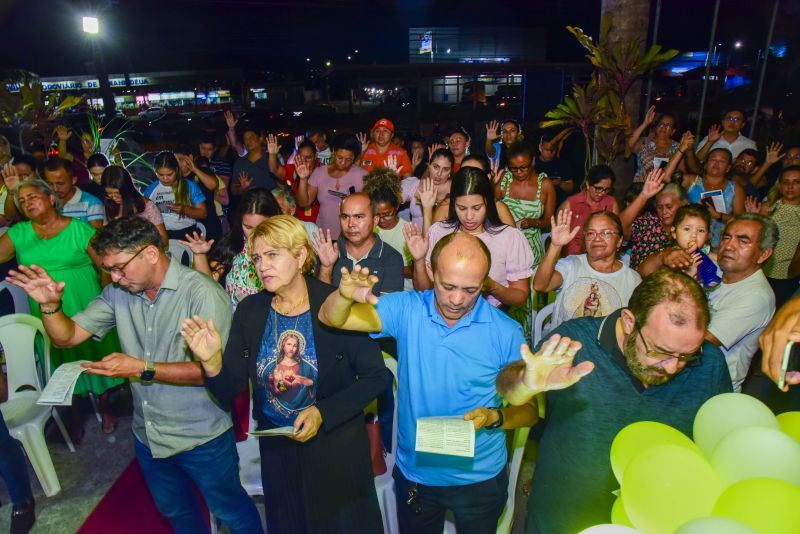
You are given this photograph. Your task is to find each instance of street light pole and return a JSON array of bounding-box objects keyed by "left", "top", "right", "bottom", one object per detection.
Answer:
[
  {"left": 750, "top": 0, "right": 780, "bottom": 138},
  {"left": 83, "top": 16, "right": 116, "bottom": 122}
]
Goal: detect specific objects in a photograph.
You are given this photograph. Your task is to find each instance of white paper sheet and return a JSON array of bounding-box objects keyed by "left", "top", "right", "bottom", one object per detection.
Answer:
[
  {"left": 248, "top": 426, "right": 297, "bottom": 437},
  {"left": 415, "top": 416, "right": 475, "bottom": 458},
  {"left": 37, "top": 361, "right": 90, "bottom": 405}
]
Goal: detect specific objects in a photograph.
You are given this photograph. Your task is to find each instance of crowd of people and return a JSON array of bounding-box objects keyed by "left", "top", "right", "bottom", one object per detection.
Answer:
[{"left": 0, "top": 107, "right": 797, "bottom": 534}]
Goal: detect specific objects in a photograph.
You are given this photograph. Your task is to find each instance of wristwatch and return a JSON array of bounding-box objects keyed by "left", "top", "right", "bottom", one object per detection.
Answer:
[
  {"left": 140, "top": 360, "right": 156, "bottom": 383},
  {"left": 485, "top": 407, "right": 505, "bottom": 430}
]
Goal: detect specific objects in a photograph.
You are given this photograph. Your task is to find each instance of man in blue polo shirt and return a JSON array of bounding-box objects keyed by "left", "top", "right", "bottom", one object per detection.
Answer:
[
  {"left": 44, "top": 157, "right": 104, "bottom": 228},
  {"left": 497, "top": 268, "right": 733, "bottom": 533},
  {"left": 320, "top": 232, "right": 592, "bottom": 533}
]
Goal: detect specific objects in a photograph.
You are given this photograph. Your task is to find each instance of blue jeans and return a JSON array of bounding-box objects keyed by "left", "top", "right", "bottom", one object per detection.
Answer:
[
  {"left": 135, "top": 429, "right": 262, "bottom": 534},
  {"left": 393, "top": 466, "right": 507, "bottom": 534},
  {"left": 0, "top": 410, "right": 33, "bottom": 505}
]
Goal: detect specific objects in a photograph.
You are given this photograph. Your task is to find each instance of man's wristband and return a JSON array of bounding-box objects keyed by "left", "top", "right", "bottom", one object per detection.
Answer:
[
  {"left": 485, "top": 407, "right": 505, "bottom": 430},
  {"left": 40, "top": 301, "right": 62, "bottom": 315}
]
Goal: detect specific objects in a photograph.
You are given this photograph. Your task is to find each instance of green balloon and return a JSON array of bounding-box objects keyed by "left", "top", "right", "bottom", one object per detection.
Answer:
[
  {"left": 693, "top": 393, "right": 779, "bottom": 457},
  {"left": 610, "top": 421, "right": 699, "bottom": 483},
  {"left": 710, "top": 426, "right": 800, "bottom": 487},
  {"left": 611, "top": 496, "right": 634, "bottom": 527},
  {"left": 776, "top": 411, "right": 800, "bottom": 443},
  {"left": 623, "top": 444, "right": 722, "bottom": 534},
  {"left": 675, "top": 517, "right": 757, "bottom": 534},
  {"left": 713, "top": 478, "right": 800, "bottom": 534}
]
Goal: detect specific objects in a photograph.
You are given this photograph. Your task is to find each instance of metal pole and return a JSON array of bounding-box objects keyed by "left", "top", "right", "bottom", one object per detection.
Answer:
[
  {"left": 643, "top": 0, "right": 662, "bottom": 116},
  {"left": 750, "top": 0, "right": 780, "bottom": 138},
  {"left": 697, "top": 0, "right": 721, "bottom": 138}
]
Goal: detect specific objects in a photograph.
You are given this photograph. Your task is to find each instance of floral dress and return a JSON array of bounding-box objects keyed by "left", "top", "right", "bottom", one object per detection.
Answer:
[
  {"left": 630, "top": 212, "right": 671, "bottom": 269},
  {"left": 225, "top": 241, "right": 263, "bottom": 308},
  {"left": 634, "top": 138, "right": 680, "bottom": 183},
  {"left": 500, "top": 171, "right": 546, "bottom": 339}
]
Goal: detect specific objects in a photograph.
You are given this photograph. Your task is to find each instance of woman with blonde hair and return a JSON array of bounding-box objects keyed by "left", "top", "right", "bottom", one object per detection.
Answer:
[{"left": 181, "top": 215, "right": 385, "bottom": 533}]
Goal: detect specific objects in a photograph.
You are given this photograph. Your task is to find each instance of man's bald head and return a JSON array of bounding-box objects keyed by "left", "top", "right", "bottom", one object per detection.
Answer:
[
  {"left": 430, "top": 232, "right": 491, "bottom": 279},
  {"left": 341, "top": 192, "right": 375, "bottom": 215}
]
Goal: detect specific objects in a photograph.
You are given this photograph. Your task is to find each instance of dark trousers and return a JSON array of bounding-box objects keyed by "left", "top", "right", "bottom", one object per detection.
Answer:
[
  {"left": 135, "top": 429, "right": 262, "bottom": 534},
  {"left": 0, "top": 410, "right": 33, "bottom": 505},
  {"left": 393, "top": 466, "right": 508, "bottom": 534}
]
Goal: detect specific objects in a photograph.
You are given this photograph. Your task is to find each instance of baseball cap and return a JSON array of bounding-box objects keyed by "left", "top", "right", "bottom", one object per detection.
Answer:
[{"left": 372, "top": 118, "right": 394, "bottom": 132}]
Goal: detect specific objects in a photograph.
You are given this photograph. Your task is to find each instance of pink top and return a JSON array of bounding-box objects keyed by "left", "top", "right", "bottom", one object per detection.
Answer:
[
  {"left": 137, "top": 200, "right": 164, "bottom": 227},
  {"left": 425, "top": 222, "right": 534, "bottom": 307},
  {"left": 308, "top": 165, "right": 367, "bottom": 239},
  {"left": 564, "top": 191, "right": 616, "bottom": 256}
]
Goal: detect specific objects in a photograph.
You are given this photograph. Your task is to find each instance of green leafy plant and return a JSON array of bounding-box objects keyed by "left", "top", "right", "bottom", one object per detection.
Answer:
[{"left": 540, "top": 13, "right": 679, "bottom": 174}]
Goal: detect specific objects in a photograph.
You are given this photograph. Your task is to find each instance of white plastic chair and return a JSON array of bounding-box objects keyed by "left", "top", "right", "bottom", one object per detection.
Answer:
[
  {"left": 0, "top": 314, "right": 74, "bottom": 497},
  {"left": 195, "top": 221, "right": 206, "bottom": 237},
  {"left": 0, "top": 280, "right": 31, "bottom": 315},
  {"left": 168, "top": 239, "right": 193, "bottom": 267},
  {"left": 443, "top": 425, "right": 531, "bottom": 534},
  {"left": 532, "top": 302, "right": 556, "bottom": 347},
  {"left": 376, "top": 356, "right": 399, "bottom": 534}
]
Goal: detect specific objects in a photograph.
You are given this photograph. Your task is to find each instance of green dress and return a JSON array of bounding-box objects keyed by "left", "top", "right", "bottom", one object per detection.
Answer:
[
  {"left": 8, "top": 219, "right": 124, "bottom": 396},
  {"left": 500, "top": 171, "right": 546, "bottom": 339}
]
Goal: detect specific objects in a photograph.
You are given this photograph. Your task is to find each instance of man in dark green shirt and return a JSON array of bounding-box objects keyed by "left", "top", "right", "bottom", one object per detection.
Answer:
[{"left": 497, "top": 269, "right": 732, "bottom": 533}]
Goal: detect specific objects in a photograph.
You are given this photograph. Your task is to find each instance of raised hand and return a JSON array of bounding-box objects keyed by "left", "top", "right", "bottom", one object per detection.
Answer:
[
  {"left": 180, "top": 315, "right": 222, "bottom": 363},
  {"left": 765, "top": 141, "right": 785, "bottom": 165},
  {"left": 640, "top": 168, "right": 666, "bottom": 199},
  {"left": 295, "top": 159, "right": 313, "bottom": 181},
  {"left": 238, "top": 172, "right": 253, "bottom": 190},
  {"left": 357, "top": 132, "right": 369, "bottom": 154},
  {"left": 427, "top": 143, "right": 445, "bottom": 159},
  {"left": 179, "top": 231, "right": 214, "bottom": 255},
  {"left": 644, "top": 105, "right": 656, "bottom": 126},
  {"left": 54, "top": 125, "right": 71, "bottom": 141},
  {"left": 550, "top": 208, "right": 580, "bottom": 247},
  {"left": 1, "top": 164, "right": 21, "bottom": 190},
  {"left": 489, "top": 158, "right": 505, "bottom": 185},
  {"left": 338, "top": 265, "right": 379, "bottom": 304},
  {"left": 707, "top": 124, "right": 722, "bottom": 143},
  {"left": 224, "top": 110, "right": 238, "bottom": 130},
  {"left": 486, "top": 120, "right": 500, "bottom": 141},
  {"left": 385, "top": 154, "right": 400, "bottom": 174},
  {"left": 6, "top": 265, "right": 65, "bottom": 305},
  {"left": 744, "top": 196, "right": 768, "bottom": 215},
  {"left": 402, "top": 222, "right": 428, "bottom": 261},
  {"left": 294, "top": 134, "right": 304, "bottom": 150},
  {"left": 678, "top": 131, "right": 696, "bottom": 153},
  {"left": 266, "top": 134, "right": 281, "bottom": 155},
  {"left": 520, "top": 335, "right": 593, "bottom": 393},
  {"left": 417, "top": 178, "right": 436, "bottom": 209},
  {"left": 411, "top": 145, "right": 423, "bottom": 172},
  {"left": 312, "top": 228, "right": 339, "bottom": 267}
]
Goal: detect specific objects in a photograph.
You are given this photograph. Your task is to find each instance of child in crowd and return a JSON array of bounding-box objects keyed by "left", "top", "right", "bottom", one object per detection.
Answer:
[{"left": 143, "top": 151, "right": 208, "bottom": 239}]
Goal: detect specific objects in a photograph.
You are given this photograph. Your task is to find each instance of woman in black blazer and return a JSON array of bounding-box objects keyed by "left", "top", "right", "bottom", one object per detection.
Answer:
[{"left": 181, "top": 215, "right": 385, "bottom": 533}]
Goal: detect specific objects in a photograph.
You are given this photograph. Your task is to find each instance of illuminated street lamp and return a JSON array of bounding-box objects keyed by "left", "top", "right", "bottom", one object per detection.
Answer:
[
  {"left": 734, "top": 40, "right": 743, "bottom": 49},
  {"left": 325, "top": 61, "right": 331, "bottom": 67},
  {"left": 82, "top": 16, "right": 99, "bottom": 34}
]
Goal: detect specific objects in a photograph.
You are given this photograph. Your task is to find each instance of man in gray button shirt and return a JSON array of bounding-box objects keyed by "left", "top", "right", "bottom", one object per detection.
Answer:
[{"left": 7, "top": 217, "right": 262, "bottom": 533}]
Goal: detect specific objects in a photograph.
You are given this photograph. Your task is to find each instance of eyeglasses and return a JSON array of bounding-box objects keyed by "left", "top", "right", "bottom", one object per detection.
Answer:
[
  {"left": 737, "top": 159, "right": 757, "bottom": 167},
  {"left": 724, "top": 115, "right": 743, "bottom": 123},
  {"left": 591, "top": 185, "right": 614, "bottom": 194},
  {"left": 784, "top": 153, "right": 800, "bottom": 161},
  {"left": 101, "top": 247, "right": 147, "bottom": 275},
  {"left": 508, "top": 165, "right": 531, "bottom": 173},
  {"left": 656, "top": 123, "right": 675, "bottom": 129},
  {"left": 636, "top": 323, "right": 703, "bottom": 363},
  {"left": 584, "top": 229, "right": 618, "bottom": 240},
  {"left": 377, "top": 211, "right": 397, "bottom": 221}
]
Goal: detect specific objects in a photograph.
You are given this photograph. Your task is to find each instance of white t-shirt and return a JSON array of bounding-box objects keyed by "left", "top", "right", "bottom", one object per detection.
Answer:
[
  {"left": 696, "top": 133, "right": 757, "bottom": 158},
  {"left": 552, "top": 254, "right": 642, "bottom": 329},
  {"left": 146, "top": 182, "right": 195, "bottom": 231},
  {"left": 708, "top": 269, "right": 775, "bottom": 392}
]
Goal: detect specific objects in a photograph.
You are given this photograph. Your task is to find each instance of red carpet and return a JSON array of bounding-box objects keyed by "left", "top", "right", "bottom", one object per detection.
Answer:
[{"left": 78, "top": 459, "right": 211, "bottom": 533}]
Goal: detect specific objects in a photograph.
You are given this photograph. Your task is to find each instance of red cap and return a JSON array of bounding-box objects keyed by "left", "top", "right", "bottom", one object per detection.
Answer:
[{"left": 372, "top": 118, "right": 394, "bottom": 132}]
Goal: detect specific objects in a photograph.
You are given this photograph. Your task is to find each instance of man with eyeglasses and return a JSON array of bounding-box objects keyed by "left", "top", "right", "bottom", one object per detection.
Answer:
[
  {"left": 696, "top": 108, "right": 757, "bottom": 160},
  {"left": 6, "top": 216, "right": 263, "bottom": 533},
  {"left": 499, "top": 268, "right": 732, "bottom": 533},
  {"left": 316, "top": 192, "right": 404, "bottom": 296}
]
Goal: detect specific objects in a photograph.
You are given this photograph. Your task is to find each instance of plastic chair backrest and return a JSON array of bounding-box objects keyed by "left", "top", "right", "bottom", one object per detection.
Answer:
[
  {"left": 0, "top": 314, "right": 50, "bottom": 398},
  {"left": 0, "top": 281, "right": 31, "bottom": 315},
  {"left": 496, "top": 425, "right": 532, "bottom": 534},
  {"left": 195, "top": 221, "right": 207, "bottom": 237},
  {"left": 168, "top": 239, "right": 193, "bottom": 267},
  {"left": 383, "top": 355, "right": 399, "bottom": 466},
  {"left": 532, "top": 302, "right": 555, "bottom": 347}
]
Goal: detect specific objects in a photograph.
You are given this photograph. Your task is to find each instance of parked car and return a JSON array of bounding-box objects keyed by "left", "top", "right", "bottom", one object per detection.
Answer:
[{"left": 138, "top": 106, "right": 166, "bottom": 122}]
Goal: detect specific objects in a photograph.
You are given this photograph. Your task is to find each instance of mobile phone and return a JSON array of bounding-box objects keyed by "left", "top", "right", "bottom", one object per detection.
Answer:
[{"left": 778, "top": 341, "right": 800, "bottom": 390}]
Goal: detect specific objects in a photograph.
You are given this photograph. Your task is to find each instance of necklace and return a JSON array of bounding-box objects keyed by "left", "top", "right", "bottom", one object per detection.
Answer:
[{"left": 273, "top": 293, "right": 307, "bottom": 316}]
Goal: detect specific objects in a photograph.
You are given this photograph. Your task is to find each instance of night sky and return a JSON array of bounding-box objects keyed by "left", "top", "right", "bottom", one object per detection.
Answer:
[{"left": 0, "top": 0, "right": 798, "bottom": 78}]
